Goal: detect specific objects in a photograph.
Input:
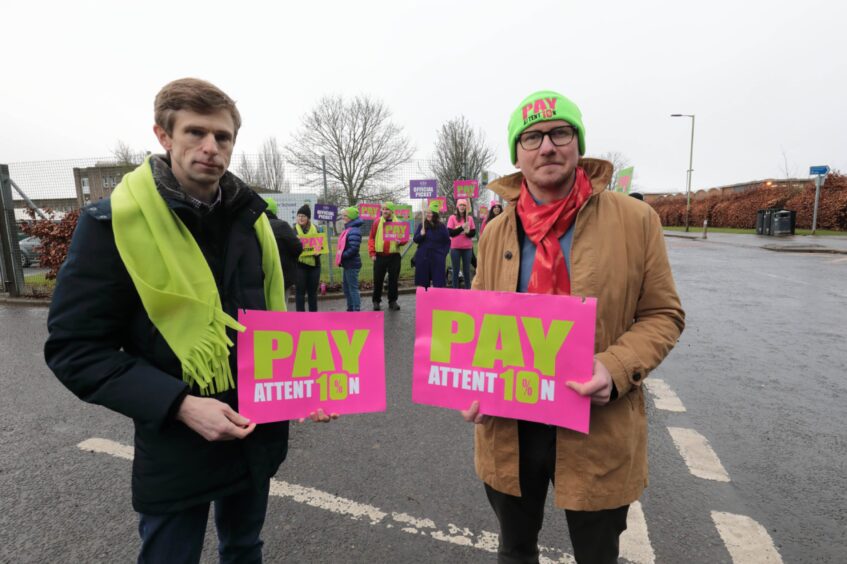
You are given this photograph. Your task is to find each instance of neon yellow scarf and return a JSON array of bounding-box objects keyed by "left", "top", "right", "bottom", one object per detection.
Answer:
[
  {"left": 375, "top": 217, "right": 397, "bottom": 253},
  {"left": 111, "top": 158, "right": 286, "bottom": 395},
  {"left": 295, "top": 222, "right": 319, "bottom": 267}
]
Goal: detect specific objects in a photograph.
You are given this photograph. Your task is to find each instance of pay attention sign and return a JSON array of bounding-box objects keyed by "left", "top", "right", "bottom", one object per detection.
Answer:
[
  {"left": 412, "top": 287, "right": 596, "bottom": 433},
  {"left": 237, "top": 311, "right": 386, "bottom": 423}
]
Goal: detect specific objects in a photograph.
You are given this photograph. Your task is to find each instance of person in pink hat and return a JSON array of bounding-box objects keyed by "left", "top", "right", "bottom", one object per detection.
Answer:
[
  {"left": 480, "top": 199, "right": 503, "bottom": 237},
  {"left": 446, "top": 198, "right": 476, "bottom": 288}
]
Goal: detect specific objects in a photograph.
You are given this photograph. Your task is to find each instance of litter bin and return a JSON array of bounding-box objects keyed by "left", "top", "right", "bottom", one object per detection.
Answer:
[
  {"left": 772, "top": 209, "right": 796, "bottom": 236},
  {"left": 762, "top": 209, "right": 774, "bottom": 236}
]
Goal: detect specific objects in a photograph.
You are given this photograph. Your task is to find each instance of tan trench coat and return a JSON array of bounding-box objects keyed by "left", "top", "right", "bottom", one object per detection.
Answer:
[{"left": 472, "top": 158, "right": 685, "bottom": 511}]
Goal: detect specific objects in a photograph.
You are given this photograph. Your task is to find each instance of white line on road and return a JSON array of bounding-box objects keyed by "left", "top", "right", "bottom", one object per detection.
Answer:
[
  {"left": 667, "top": 427, "right": 730, "bottom": 482},
  {"left": 827, "top": 257, "right": 847, "bottom": 264},
  {"left": 620, "top": 501, "right": 655, "bottom": 563},
  {"left": 645, "top": 379, "right": 687, "bottom": 412},
  {"left": 78, "top": 438, "right": 586, "bottom": 561},
  {"left": 712, "top": 511, "right": 783, "bottom": 563}
]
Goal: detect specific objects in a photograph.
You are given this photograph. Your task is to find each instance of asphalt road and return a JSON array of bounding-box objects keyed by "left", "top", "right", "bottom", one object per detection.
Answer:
[{"left": 1, "top": 236, "right": 845, "bottom": 563}]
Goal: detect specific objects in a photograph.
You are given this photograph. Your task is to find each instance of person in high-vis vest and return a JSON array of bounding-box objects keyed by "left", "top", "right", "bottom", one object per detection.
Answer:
[
  {"left": 294, "top": 204, "right": 322, "bottom": 312},
  {"left": 368, "top": 201, "right": 406, "bottom": 311}
]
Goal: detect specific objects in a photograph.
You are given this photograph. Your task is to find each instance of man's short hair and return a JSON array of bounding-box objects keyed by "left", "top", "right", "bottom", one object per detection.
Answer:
[{"left": 154, "top": 78, "right": 242, "bottom": 137}]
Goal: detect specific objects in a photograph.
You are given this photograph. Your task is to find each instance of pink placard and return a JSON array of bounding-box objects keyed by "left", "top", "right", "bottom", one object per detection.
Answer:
[
  {"left": 427, "top": 197, "right": 447, "bottom": 213},
  {"left": 413, "top": 287, "right": 596, "bottom": 433},
  {"left": 299, "top": 233, "right": 328, "bottom": 256},
  {"left": 382, "top": 221, "right": 409, "bottom": 242},
  {"left": 358, "top": 203, "right": 381, "bottom": 220},
  {"left": 237, "top": 310, "right": 386, "bottom": 423},
  {"left": 453, "top": 180, "right": 479, "bottom": 199}
]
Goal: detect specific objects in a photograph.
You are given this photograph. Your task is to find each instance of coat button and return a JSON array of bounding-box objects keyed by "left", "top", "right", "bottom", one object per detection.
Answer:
[{"left": 504, "top": 251, "right": 513, "bottom": 260}]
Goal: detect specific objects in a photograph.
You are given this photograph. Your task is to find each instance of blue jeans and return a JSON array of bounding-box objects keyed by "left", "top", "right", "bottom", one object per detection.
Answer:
[
  {"left": 137, "top": 480, "right": 270, "bottom": 564},
  {"left": 450, "top": 248, "right": 473, "bottom": 289},
  {"left": 343, "top": 267, "right": 361, "bottom": 311}
]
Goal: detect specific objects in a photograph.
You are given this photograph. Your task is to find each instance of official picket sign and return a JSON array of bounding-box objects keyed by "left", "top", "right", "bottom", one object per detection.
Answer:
[
  {"left": 382, "top": 221, "right": 410, "bottom": 242},
  {"left": 237, "top": 311, "right": 386, "bottom": 423},
  {"left": 412, "top": 287, "right": 596, "bottom": 433},
  {"left": 299, "top": 233, "right": 329, "bottom": 256},
  {"left": 410, "top": 179, "right": 437, "bottom": 199}
]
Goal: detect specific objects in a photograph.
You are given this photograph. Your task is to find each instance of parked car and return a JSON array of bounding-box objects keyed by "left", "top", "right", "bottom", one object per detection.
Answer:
[{"left": 19, "top": 236, "right": 41, "bottom": 267}]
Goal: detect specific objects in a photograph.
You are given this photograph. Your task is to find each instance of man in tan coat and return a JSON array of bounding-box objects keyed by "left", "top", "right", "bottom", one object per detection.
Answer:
[{"left": 462, "top": 90, "right": 684, "bottom": 563}]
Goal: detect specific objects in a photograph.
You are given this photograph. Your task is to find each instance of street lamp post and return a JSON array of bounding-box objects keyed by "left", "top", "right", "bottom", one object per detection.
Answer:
[{"left": 671, "top": 113, "right": 695, "bottom": 232}]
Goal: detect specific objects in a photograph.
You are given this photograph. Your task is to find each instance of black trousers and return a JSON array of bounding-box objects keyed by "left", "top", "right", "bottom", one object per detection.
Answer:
[
  {"left": 138, "top": 480, "right": 270, "bottom": 564},
  {"left": 484, "top": 421, "right": 629, "bottom": 564},
  {"left": 295, "top": 263, "right": 320, "bottom": 312},
  {"left": 372, "top": 253, "right": 401, "bottom": 305}
]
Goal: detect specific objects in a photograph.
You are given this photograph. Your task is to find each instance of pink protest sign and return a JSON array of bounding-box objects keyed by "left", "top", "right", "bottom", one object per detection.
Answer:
[
  {"left": 453, "top": 180, "right": 479, "bottom": 199},
  {"left": 382, "top": 221, "right": 410, "bottom": 242},
  {"left": 299, "top": 233, "right": 328, "bottom": 256},
  {"left": 237, "top": 310, "right": 386, "bottom": 423},
  {"left": 413, "top": 287, "right": 596, "bottom": 433},
  {"left": 427, "top": 197, "right": 447, "bottom": 213},
  {"left": 393, "top": 205, "right": 412, "bottom": 220},
  {"left": 358, "top": 203, "right": 381, "bottom": 220}
]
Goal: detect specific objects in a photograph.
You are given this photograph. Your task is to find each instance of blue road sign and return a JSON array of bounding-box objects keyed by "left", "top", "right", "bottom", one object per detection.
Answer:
[{"left": 809, "top": 165, "right": 830, "bottom": 176}]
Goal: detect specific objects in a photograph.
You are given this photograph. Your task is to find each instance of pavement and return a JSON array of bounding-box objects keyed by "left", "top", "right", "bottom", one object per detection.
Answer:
[
  {"left": 2, "top": 232, "right": 845, "bottom": 306},
  {"left": 663, "top": 230, "right": 847, "bottom": 254}
]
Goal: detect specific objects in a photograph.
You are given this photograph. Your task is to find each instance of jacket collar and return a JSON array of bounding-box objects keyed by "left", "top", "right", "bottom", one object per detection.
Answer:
[{"left": 488, "top": 158, "right": 614, "bottom": 203}]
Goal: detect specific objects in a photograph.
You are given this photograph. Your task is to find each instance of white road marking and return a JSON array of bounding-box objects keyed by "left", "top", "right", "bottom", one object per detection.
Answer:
[
  {"left": 77, "top": 438, "right": 586, "bottom": 560},
  {"left": 827, "top": 257, "right": 847, "bottom": 264},
  {"left": 712, "top": 511, "right": 783, "bottom": 563},
  {"left": 667, "top": 427, "right": 730, "bottom": 482},
  {"left": 78, "top": 437, "right": 134, "bottom": 460},
  {"left": 645, "top": 379, "right": 687, "bottom": 412},
  {"left": 620, "top": 501, "right": 655, "bottom": 563}
]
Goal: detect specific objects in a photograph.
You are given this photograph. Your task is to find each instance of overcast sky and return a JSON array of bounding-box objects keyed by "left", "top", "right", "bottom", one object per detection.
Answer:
[{"left": 2, "top": 0, "right": 844, "bottom": 193}]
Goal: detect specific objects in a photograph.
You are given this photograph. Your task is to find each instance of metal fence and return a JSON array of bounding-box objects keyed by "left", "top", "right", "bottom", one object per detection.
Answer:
[{"left": 0, "top": 156, "right": 503, "bottom": 297}]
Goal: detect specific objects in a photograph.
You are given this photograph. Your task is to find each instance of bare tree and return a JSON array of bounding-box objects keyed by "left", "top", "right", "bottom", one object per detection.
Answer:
[
  {"left": 257, "top": 137, "right": 290, "bottom": 193},
  {"left": 595, "top": 151, "right": 633, "bottom": 190},
  {"left": 780, "top": 147, "right": 799, "bottom": 179},
  {"left": 430, "top": 116, "right": 495, "bottom": 209},
  {"left": 284, "top": 95, "right": 414, "bottom": 206},
  {"left": 235, "top": 153, "right": 260, "bottom": 187},
  {"left": 111, "top": 140, "right": 146, "bottom": 166},
  {"left": 234, "top": 137, "right": 291, "bottom": 192}
]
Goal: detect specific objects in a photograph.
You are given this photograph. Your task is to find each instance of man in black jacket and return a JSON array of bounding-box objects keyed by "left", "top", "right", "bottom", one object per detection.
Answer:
[
  {"left": 45, "top": 78, "right": 330, "bottom": 563},
  {"left": 263, "top": 197, "right": 303, "bottom": 305}
]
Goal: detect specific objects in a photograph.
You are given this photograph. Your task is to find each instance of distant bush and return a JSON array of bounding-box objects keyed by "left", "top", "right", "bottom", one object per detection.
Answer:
[
  {"left": 650, "top": 172, "right": 847, "bottom": 230},
  {"left": 19, "top": 209, "right": 80, "bottom": 279}
]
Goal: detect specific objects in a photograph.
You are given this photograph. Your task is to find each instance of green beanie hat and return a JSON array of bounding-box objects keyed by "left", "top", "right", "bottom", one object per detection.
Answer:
[
  {"left": 344, "top": 206, "right": 359, "bottom": 220},
  {"left": 382, "top": 201, "right": 395, "bottom": 211},
  {"left": 263, "top": 197, "right": 278, "bottom": 216},
  {"left": 508, "top": 90, "right": 585, "bottom": 164}
]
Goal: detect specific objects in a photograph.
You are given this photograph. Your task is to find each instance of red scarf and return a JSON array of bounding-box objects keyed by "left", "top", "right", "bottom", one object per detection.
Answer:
[{"left": 517, "top": 168, "right": 592, "bottom": 295}]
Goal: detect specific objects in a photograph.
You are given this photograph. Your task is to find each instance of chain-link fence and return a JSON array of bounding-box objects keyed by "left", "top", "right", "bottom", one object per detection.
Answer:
[{"left": 1, "top": 156, "right": 504, "bottom": 298}]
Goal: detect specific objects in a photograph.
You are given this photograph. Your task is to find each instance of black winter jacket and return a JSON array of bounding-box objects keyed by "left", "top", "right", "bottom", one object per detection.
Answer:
[
  {"left": 45, "top": 158, "right": 289, "bottom": 514},
  {"left": 266, "top": 212, "right": 303, "bottom": 289}
]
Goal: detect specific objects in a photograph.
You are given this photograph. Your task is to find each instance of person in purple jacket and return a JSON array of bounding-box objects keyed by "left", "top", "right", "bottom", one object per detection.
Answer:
[{"left": 413, "top": 201, "right": 451, "bottom": 288}]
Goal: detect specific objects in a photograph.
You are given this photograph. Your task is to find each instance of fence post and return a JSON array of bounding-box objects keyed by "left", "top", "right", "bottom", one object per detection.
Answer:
[{"left": 0, "top": 164, "right": 26, "bottom": 296}]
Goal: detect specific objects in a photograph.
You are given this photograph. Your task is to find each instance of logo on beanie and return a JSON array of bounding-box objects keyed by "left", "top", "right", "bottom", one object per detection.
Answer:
[{"left": 522, "top": 97, "right": 559, "bottom": 124}]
